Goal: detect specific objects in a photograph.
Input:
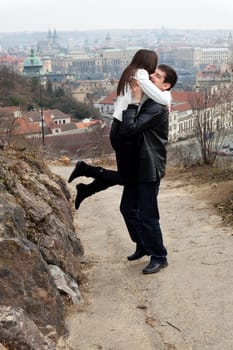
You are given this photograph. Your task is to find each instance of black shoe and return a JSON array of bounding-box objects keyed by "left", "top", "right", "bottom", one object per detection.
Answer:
[
  {"left": 68, "top": 161, "right": 88, "bottom": 183},
  {"left": 127, "top": 249, "right": 146, "bottom": 261},
  {"left": 142, "top": 258, "right": 168, "bottom": 274}
]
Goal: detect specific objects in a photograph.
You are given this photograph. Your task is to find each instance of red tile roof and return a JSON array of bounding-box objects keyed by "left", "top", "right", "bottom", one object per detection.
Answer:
[
  {"left": 0, "top": 106, "right": 21, "bottom": 115},
  {"left": 23, "top": 111, "right": 41, "bottom": 122},
  {"left": 99, "top": 90, "right": 117, "bottom": 105},
  {"left": 45, "top": 109, "right": 71, "bottom": 119},
  {"left": 171, "top": 91, "right": 197, "bottom": 112},
  {"left": 0, "top": 55, "right": 23, "bottom": 63},
  {"left": 171, "top": 91, "right": 196, "bottom": 103},
  {"left": 172, "top": 102, "right": 192, "bottom": 112},
  {"left": 14, "top": 117, "right": 41, "bottom": 135},
  {"left": 75, "top": 120, "right": 100, "bottom": 128}
]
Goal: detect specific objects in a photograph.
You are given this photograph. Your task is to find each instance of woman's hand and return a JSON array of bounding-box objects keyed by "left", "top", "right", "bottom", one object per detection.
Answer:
[{"left": 129, "top": 78, "right": 143, "bottom": 104}]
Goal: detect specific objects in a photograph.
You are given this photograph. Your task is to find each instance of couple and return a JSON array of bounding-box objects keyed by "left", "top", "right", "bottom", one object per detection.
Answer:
[{"left": 68, "top": 49, "right": 177, "bottom": 275}]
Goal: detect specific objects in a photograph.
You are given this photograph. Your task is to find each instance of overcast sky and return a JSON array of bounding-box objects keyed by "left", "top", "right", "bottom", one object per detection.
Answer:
[{"left": 1, "top": 0, "right": 233, "bottom": 32}]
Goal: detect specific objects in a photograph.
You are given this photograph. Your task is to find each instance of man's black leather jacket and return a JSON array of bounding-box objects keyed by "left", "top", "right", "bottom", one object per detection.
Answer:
[{"left": 119, "top": 99, "right": 169, "bottom": 182}]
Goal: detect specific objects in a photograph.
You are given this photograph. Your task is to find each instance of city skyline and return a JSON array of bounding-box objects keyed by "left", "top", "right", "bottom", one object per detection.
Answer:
[{"left": 0, "top": 0, "right": 233, "bottom": 33}]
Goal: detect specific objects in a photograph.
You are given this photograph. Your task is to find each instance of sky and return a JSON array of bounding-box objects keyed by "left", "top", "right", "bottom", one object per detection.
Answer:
[{"left": 1, "top": 0, "right": 233, "bottom": 33}]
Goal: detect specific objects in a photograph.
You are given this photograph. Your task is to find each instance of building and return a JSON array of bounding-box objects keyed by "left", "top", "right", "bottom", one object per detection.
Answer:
[
  {"left": 174, "top": 47, "right": 194, "bottom": 69},
  {"left": 72, "top": 79, "right": 117, "bottom": 103},
  {"left": 41, "top": 56, "right": 52, "bottom": 73},
  {"left": 95, "top": 90, "right": 117, "bottom": 117},
  {"left": 193, "top": 47, "right": 229, "bottom": 67},
  {"left": 0, "top": 54, "right": 24, "bottom": 73},
  {"left": 23, "top": 49, "right": 43, "bottom": 77},
  {"left": 51, "top": 47, "right": 143, "bottom": 80}
]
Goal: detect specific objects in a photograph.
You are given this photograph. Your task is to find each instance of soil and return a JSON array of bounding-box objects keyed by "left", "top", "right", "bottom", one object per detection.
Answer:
[{"left": 51, "top": 165, "right": 233, "bottom": 350}]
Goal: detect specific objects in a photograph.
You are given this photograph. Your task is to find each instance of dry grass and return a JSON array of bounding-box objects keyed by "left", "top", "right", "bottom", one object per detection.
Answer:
[{"left": 166, "top": 165, "right": 233, "bottom": 227}]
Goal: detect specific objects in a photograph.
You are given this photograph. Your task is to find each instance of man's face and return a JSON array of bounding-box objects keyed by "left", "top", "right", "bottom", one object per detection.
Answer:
[{"left": 150, "top": 68, "right": 170, "bottom": 91}]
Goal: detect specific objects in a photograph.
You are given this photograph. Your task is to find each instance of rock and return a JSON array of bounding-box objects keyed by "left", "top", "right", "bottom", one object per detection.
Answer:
[
  {"left": 0, "top": 192, "right": 26, "bottom": 238},
  {"left": 0, "top": 238, "right": 65, "bottom": 337},
  {"left": 0, "top": 344, "right": 8, "bottom": 350},
  {"left": 0, "top": 149, "right": 85, "bottom": 347},
  {"left": 0, "top": 306, "right": 56, "bottom": 350},
  {"left": 0, "top": 150, "right": 84, "bottom": 282},
  {"left": 56, "top": 337, "right": 73, "bottom": 350},
  {"left": 49, "top": 265, "right": 83, "bottom": 304}
]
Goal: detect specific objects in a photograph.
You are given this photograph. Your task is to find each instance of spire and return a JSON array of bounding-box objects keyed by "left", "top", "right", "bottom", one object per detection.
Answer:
[
  {"left": 53, "top": 28, "right": 57, "bottom": 40},
  {"left": 48, "top": 28, "right": 52, "bottom": 40},
  {"left": 105, "top": 32, "right": 111, "bottom": 41}
]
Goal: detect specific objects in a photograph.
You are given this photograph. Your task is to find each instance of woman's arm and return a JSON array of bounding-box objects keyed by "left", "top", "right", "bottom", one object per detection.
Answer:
[{"left": 135, "top": 69, "right": 171, "bottom": 106}]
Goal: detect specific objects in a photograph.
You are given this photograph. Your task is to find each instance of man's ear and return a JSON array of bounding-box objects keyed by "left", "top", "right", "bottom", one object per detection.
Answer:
[{"left": 162, "top": 82, "right": 171, "bottom": 91}]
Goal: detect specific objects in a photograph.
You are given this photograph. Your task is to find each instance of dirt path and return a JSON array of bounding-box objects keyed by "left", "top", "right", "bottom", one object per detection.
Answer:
[{"left": 51, "top": 166, "right": 233, "bottom": 350}]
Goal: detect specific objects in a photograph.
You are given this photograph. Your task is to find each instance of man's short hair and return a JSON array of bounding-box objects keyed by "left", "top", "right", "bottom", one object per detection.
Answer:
[{"left": 158, "top": 64, "right": 177, "bottom": 90}]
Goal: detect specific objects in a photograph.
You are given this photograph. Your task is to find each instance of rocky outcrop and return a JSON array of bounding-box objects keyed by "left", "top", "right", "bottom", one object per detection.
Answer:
[
  {"left": 0, "top": 306, "right": 57, "bottom": 350},
  {"left": 0, "top": 148, "right": 84, "bottom": 348}
]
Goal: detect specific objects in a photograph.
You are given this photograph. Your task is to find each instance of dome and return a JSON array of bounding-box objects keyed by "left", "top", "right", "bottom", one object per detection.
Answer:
[
  {"left": 23, "top": 49, "right": 43, "bottom": 68},
  {"left": 23, "top": 49, "right": 44, "bottom": 77}
]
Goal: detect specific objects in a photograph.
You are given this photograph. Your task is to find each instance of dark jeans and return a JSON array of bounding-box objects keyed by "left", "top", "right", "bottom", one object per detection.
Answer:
[{"left": 120, "top": 181, "right": 167, "bottom": 262}]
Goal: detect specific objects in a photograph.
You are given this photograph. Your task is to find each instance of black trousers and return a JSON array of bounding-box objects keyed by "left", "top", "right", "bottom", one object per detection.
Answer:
[
  {"left": 110, "top": 119, "right": 137, "bottom": 183},
  {"left": 120, "top": 181, "right": 167, "bottom": 262},
  {"left": 86, "top": 119, "right": 137, "bottom": 187}
]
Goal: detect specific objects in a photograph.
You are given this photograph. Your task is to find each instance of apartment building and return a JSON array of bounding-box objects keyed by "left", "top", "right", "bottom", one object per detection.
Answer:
[
  {"left": 193, "top": 47, "right": 229, "bottom": 66},
  {"left": 72, "top": 79, "right": 117, "bottom": 103},
  {"left": 51, "top": 47, "right": 142, "bottom": 80}
]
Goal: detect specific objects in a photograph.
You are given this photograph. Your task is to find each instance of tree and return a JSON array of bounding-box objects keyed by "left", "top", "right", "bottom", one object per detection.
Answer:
[
  {"left": 0, "top": 112, "right": 17, "bottom": 146},
  {"left": 189, "top": 87, "right": 229, "bottom": 165},
  {"left": 0, "top": 66, "right": 101, "bottom": 121},
  {"left": 72, "top": 101, "right": 100, "bottom": 120},
  {"left": 9, "top": 95, "right": 25, "bottom": 106}
]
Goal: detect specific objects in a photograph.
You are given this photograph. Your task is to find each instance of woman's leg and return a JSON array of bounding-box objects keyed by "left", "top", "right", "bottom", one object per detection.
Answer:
[
  {"left": 75, "top": 179, "right": 113, "bottom": 209},
  {"left": 68, "top": 161, "right": 124, "bottom": 185}
]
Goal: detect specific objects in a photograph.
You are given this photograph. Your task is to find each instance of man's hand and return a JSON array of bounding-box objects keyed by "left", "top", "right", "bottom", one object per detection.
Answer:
[{"left": 129, "top": 78, "right": 143, "bottom": 104}]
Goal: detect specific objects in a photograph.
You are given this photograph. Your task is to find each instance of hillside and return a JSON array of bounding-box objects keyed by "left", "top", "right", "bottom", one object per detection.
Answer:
[{"left": 0, "top": 67, "right": 100, "bottom": 119}]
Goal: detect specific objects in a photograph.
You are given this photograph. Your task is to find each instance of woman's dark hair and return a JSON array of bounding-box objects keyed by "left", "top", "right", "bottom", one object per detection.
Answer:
[{"left": 117, "top": 49, "right": 158, "bottom": 96}]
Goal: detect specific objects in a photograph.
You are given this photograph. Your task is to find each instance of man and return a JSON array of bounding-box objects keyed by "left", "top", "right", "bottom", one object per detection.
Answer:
[
  {"left": 119, "top": 64, "right": 177, "bottom": 274},
  {"left": 68, "top": 64, "right": 177, "bottom": 274}
]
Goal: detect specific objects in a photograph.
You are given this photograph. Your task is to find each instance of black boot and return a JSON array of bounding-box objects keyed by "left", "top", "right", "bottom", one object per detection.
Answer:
[
  {"left": 68, "top": 161, "right": 103, "bottom": 183},
  {"left": 69, "top": 161, "right": 123, "bottom": 186},
  {"left": 75, "top": 179, "right": 111, "bottom": 209}
]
